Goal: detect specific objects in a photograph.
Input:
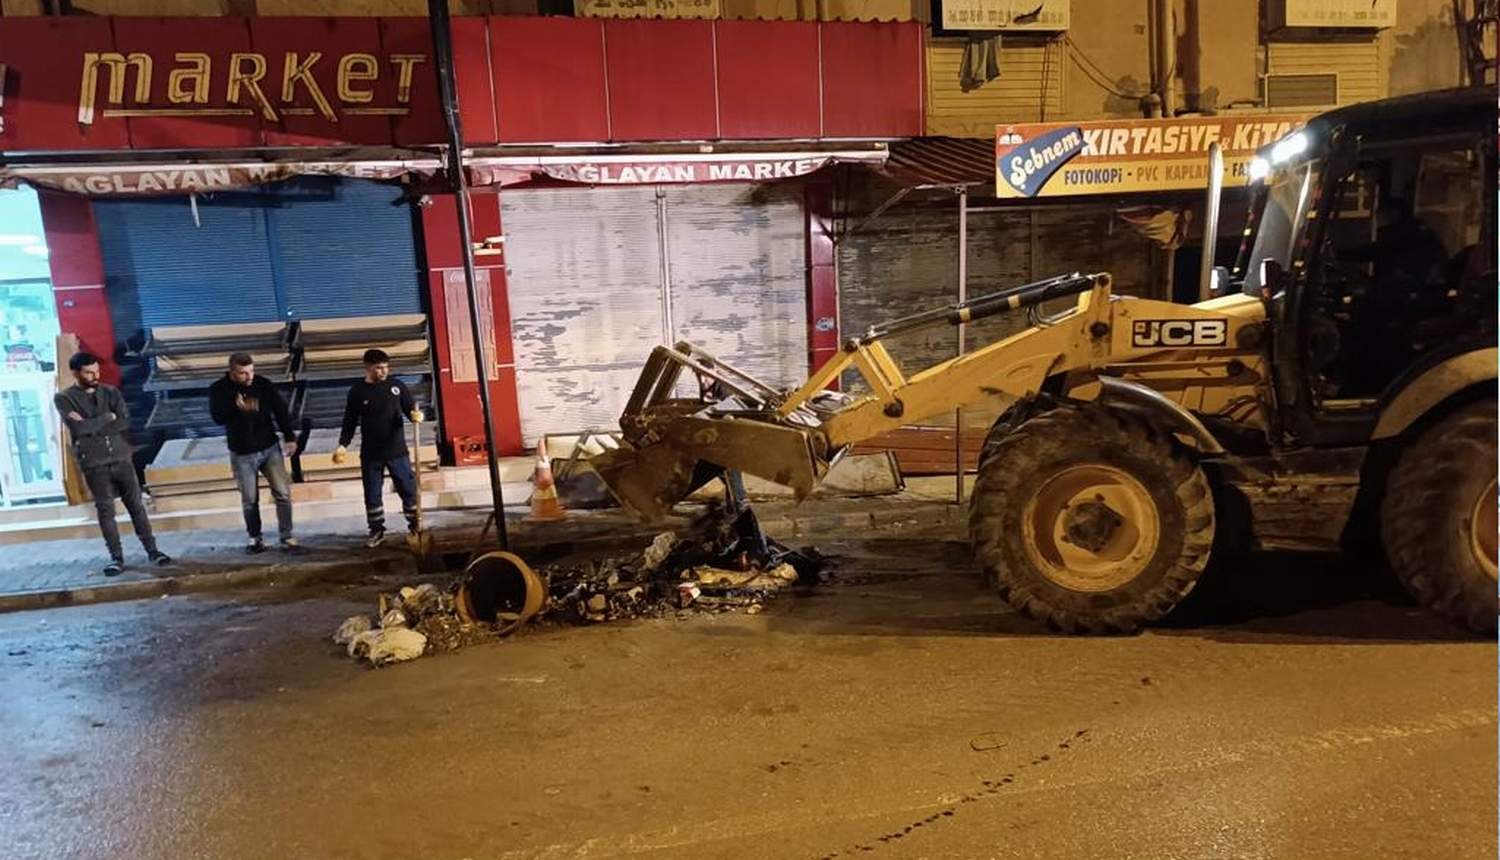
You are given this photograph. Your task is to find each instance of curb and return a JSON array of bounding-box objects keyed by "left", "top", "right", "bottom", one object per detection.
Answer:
[{"left": 0, "top": 502, "right": 961, "bottom": 614}]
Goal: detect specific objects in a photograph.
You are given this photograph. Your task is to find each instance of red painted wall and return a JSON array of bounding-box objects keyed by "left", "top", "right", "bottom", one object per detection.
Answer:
[
  {"left": 420, "top": 192, "right": 524, "bottom": 459},
  {"left": 804, "top": 180, "right": 839, "bottom": 384},
  {"left": 0, "top": 16, "right": 924, "bottom": 152},
  {"left": 0, "top": 17, "right": 130, "bottom": 151},
  {"left": 490, "top": 17, "right": 609, "bottom": 143},
  {"left": 603, "top": 19, "right": 718, "bottom": 142},
  {"left": 716, "top": 21, "right": 821, "bottom": 139},
  {"left": 819, "top": 22, "right": 925, "bottom": 138},
  {"left": 384, "top": 16, "right": 497, "bottom": 146},
  {"left": 37, "top": 192, "right": 119, "bottom": 385}
]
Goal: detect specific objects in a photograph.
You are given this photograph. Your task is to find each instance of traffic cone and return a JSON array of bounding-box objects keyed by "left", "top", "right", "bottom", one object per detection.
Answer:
[{"left": 528, "top": 441, "right": 567, "bottom": 522}]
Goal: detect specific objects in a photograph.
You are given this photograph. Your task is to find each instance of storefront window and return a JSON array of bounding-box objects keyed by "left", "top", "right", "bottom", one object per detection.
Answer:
[{"left": 0, "top": 186, "right": 64, "bottom": 506}]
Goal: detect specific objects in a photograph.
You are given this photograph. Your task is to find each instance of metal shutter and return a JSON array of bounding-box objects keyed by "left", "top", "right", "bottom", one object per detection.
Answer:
[
  {"left": 502, "top": 186, "right": 666, "bottom": 443},
  {"left": 663, "top": 184, "right": 808, "bottom": 394},
  {"left": 95, "top": 196, "right": 281, "bottom": 339},
  {"left": 273, "top": 178, "right": 423, "bottom": 320},
  {"left": 837, "top": 203, "right": 1032, "bottom": 385},
  {"left": 1267, "top": 40, "right": 1384, "bottom": 107},
  {"left": 926, "top": 38, "right": 1066, "bottom": 136}
]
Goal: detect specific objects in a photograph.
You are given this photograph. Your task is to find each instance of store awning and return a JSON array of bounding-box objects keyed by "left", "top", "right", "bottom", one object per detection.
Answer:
[
  {"left": 1, "top": 159, "right": 446, "bottom": 197},
  {"left": 0, "top": 141, "right": 890, "bottom": 197},
  {"left": 467, "top": 143, "right": 889, "bottom": 188},
  {"left": 876, "top": 137, "right": 993, "bottom": 190}
]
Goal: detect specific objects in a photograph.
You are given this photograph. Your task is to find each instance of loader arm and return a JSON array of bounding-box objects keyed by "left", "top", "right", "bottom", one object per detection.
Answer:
[{"left": 591, "top": 271, "right": 1268, "bottom": 520}]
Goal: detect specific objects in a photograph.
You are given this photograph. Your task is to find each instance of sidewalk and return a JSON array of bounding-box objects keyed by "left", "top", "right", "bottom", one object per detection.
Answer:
[{"left": 0, "top": 494, "right": 963, "bottom": 613}]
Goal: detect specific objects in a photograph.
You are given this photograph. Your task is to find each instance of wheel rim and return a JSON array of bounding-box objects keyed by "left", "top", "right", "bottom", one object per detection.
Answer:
[
  {"left": 1468, "top": 477, "right": 1497, "bottom": 582},
  {"left": 1021, "top": 464, "right": 1161, "bottom": 592}
]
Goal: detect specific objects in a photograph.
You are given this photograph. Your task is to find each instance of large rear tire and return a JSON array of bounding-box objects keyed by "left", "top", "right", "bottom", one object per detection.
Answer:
[
  {"left": 1380, "top": 400, "right": 1498, "bottom": 636},
  {"left": 968, "top": 403, "right": 1215, "bottom": 634}
]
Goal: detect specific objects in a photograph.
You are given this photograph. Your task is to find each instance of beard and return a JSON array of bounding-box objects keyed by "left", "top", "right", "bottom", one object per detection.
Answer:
[{"left": 80, "top": 379, "right": 100, "bottom": 390}]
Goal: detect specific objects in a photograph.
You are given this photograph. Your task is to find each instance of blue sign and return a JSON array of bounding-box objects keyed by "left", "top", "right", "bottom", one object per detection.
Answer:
[{"left": 996, "top": 125, "right": 1086, "bottom": 197}]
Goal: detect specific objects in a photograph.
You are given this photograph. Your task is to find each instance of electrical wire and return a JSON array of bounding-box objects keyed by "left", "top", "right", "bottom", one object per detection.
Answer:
[{"left": 1063, "top": 35, "right": 1146, "bottom": 100}]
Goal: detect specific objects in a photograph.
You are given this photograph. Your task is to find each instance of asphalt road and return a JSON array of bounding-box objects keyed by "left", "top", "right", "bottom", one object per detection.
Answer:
[{"left": 2, "top": 535, "right": 1493, "bottom": 860}]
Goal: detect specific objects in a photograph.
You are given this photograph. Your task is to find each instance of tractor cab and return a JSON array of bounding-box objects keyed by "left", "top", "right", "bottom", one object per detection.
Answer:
[{"left": 1223, "top": 87, "right": 1496, "bottom": 449}]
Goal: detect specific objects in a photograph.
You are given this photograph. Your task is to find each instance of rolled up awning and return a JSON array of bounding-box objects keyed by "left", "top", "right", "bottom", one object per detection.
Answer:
[
  {"left": 0, "top": 142, "right": 890, "bottom": 197},
  {"left": 468, "top": 146, "right": 890, "bottom": 188},
  {"left": 0, "top": 157, "right": 444, "bottom": 196}
]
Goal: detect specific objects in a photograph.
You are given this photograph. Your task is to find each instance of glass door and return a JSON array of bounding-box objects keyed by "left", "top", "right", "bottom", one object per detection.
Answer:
[{"left": 0, "top": 371, "right": 63, "bottom": 504}]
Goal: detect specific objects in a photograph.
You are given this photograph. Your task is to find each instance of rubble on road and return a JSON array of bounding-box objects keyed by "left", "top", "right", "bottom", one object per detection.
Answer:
[
  {"left": 336, "top": 582, "right": 502, "bottom": 666},
  {"left": 331, "top": 503, "right": 832, "bottom": 664},
  {"left": 348, "top": 626, "right": 427, "bottom": 666},
  {"left": 539, "top": 503, "right": 830, "bottom": 625}
]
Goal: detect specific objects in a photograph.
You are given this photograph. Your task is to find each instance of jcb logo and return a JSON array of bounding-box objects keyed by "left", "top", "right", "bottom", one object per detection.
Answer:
[{"left": 1132, "top": 319, "right": 1228, "bottom": 348}]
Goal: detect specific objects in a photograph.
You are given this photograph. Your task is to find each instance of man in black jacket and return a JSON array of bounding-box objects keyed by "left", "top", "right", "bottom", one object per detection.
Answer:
[
  {"left": 54, "top": 352, "right": 172, "bottom": 576},
  {"left": 333, "top": 349, "right": 424, "bottom": 548},
  {"left": 209, "top": 352, "right": 298, "bottom": 553}
]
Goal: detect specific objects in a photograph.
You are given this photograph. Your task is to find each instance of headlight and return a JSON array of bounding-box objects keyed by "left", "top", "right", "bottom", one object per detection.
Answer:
[
  {"left": 1248, "top": 157, "right": 1270, "bottom": 182},
  {"left": 1270, "top": 132, "right": 1308, "bottom": 164}
]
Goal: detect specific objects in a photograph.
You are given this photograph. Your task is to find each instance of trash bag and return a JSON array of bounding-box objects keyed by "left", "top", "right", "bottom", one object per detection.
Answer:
[
  {"left": 349, "top": 627, "right": 428, "bottom": 666},
  {"left": 333, "top": 615, "right": 373, "bottom": 645}
]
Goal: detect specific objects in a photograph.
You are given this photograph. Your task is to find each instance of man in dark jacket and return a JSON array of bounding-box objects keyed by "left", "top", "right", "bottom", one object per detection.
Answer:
[
  {"left": 209, "top": 352, "right": 298, "bottom": 553},
  {"left": 333, "top": 349, "right": 424, "bottom": 548},
  {"left": 54, "top": 352, "right": 172, "bottom": 576}
]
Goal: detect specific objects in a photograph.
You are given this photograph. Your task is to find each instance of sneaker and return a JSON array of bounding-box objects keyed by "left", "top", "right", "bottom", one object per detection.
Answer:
[
  {"left": 280, "top": 536, "right": 301, "bottom": 551},
  {"left": 102, "top": 560, "right": 124, "bottom": 577},
  {"left": 246, "top": 538, "right": 267, "bottom": 555},
  {"left": 365, "top": 530, "right": 386, "bottom": 549},
  {"left": 148, "top": 551, "right": 173, "bottom": 567}
]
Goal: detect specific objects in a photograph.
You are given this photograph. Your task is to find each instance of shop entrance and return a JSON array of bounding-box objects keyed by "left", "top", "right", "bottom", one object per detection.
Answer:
[{"left": 0, "top": 186, "right": 64, "bottom": 507}]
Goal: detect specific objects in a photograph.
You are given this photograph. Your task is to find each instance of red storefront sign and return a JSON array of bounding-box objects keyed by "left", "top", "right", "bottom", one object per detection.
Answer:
[
  {"left": 0, "top": 17, "right": 487, "bottom": 151},
  {"left": 0, "top": 152, "right": 883, "bottom": 196},
  {"left": 468, "top": 155, "right": 872, "bottom": 187},
  {"left": 3, "top": 160, "right": 441, "bottom": 195},
  {"left": 0, "top": 16, "right": 924, "bottom": 154}
]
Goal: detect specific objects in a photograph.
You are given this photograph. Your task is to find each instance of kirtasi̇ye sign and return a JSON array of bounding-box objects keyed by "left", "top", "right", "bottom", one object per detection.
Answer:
[{"left": 994, "top": 113, "right": 1312, "bottom": 199}]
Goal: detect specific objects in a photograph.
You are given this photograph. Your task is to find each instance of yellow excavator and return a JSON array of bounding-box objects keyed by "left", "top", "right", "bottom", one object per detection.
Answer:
[{"left": 591, "top": 87, "right": 1498, "bottom": 635}]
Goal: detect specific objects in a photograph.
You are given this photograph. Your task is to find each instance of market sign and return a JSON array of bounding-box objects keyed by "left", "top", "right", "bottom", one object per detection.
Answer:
[
  {"left": 76, "top": 50, "right": 429, "bottom": 128},
  {"left": 994, "top": 113, "right": 1312, "bottom": 199},
  {"left": 469, "top": 154, "right": 873, "bottom": 187},
  {"left": 1, "top": 160, "right": 440, "bottom": 196},
  {"left": 0, "top": 17, "right": 467, "bottom": 152}
]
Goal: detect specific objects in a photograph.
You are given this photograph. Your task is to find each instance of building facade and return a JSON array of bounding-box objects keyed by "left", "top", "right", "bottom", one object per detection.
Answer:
[{"left": 0, "top": 0, "right": 1484, "bottom": 499}]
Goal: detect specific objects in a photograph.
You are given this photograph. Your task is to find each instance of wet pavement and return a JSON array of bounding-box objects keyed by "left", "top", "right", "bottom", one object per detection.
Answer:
[{"left": 1, "top": 532, "right": 1493, "bottom": 860}]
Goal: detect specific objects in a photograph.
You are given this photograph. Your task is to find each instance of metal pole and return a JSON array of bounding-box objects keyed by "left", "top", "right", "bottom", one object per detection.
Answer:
[
  {"left": 428, "top": 0, "right": 508, "bottom": 550},
  {"left": 1198, "top": 141, "right": 1224, "bottom": 302},
  {"left": 954, "top": 187, "right": 968, "bottom": 506}
]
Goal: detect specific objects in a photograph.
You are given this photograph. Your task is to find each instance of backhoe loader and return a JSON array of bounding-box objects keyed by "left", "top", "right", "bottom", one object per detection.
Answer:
[{"left": 591, "top": 87, "right": 1498, "bottom": 635}]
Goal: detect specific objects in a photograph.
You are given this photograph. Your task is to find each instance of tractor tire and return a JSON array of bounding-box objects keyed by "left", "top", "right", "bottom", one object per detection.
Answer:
[
  {"left": 968, "top": 404, "right": 1215, "bottom": 634},
  {"left": 1380, "top": 400, "right": 1498, "bottom": 636}
]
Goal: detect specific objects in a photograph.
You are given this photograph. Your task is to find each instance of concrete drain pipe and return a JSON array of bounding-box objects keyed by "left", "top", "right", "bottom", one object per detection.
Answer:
[{"left": 456, "top": 551, "right": 546, "bottom": 635}]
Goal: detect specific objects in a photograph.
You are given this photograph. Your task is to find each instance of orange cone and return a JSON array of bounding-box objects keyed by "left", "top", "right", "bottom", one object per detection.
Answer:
[{"left": 528, "top": 441, "right": 567, "bottom": 522}]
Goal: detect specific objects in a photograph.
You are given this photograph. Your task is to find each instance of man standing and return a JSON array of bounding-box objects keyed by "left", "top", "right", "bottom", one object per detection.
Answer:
[
  {"left": 209, "top": 352, "right": 298, "bottom": 553},
  {"left": 54, "top": 352, "right": 172, "bottom": 576},
  {"left": 333, "top": 349, "right": 424, "bottom": 548}
]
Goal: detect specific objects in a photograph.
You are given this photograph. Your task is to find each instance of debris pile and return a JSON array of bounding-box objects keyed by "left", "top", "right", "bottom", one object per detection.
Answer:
[
  {"left": 544, "top": 504, "right": 829, "bottom": 624},
  {"left": 330, "top": 504, "right": 830, "bottom": 665},
  {"left": 334, "top": 583, "right": 499, "bottom": 666}
]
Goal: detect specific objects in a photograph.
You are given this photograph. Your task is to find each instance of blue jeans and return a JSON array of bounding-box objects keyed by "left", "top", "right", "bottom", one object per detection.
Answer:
[
  {"left": 724, "top": 469, "right": 747, "bottom": 510},
  {"left": 83, "top": 460, "right": 159, "bottom": 562},
  {"left": 230, "top": 444, "right": 293, "bottom": 541},
  {"left": 362, "top": 455, "right": 418, "bottom": 534}
]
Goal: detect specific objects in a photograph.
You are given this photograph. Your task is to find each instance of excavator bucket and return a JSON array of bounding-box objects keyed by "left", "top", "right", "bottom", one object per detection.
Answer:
[
  {"left": 590, "top": 344, "right": 840, "bottom": 521},
  {"left": 547, "top": 431, "right": 626, "bottom": 510}
]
